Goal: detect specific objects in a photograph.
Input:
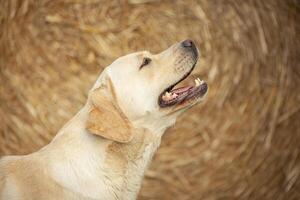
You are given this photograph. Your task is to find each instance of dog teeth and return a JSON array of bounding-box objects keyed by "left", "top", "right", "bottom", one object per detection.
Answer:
[
  {"left": 162, "top": 91, "right": 178, "bottom": 101},
  {"left": 194, "top": 78, "right": 201, "bottom": 86},
  {"left": 165, "top": 91, "right": 171, "bottom": 97},
  {"left": 162, "top": 91, "right": 171, "bottom": 101}
]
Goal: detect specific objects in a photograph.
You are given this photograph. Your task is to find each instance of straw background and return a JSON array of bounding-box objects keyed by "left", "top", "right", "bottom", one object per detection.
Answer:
[{"left": 0, "top": 0, "right": 299, "bottom": 199}]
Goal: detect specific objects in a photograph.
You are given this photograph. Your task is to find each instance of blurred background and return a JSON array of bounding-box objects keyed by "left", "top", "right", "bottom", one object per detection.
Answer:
[{"left": 0, "top": 0, "right": 299, "bottom": 199}]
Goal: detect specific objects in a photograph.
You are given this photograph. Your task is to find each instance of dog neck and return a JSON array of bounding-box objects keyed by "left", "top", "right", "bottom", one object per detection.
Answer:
[
  {"left": 103, "top": 128, "right": 161, "bottom": 199},
  {"left": 43, "top": 105, "right": 163, "bottom": 199}
]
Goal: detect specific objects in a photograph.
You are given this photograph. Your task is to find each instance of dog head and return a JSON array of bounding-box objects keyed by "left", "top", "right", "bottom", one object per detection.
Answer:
[{"left": 86, "top": 40, "right": 208, "bottom": 142}]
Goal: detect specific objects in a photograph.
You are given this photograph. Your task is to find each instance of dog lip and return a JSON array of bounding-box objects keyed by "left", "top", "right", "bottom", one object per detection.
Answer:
[
  {"left": 158, "top": 62, "right": 196, "bottom": 99},
  {"left": 158, "top": 81, "right": 208, "bottom": 108},
  {"left": 158, "top": 58, "right": 200, "bottom": 108},
  {"left": 167, "top": 58, "right": 197, "bottom": 91}
]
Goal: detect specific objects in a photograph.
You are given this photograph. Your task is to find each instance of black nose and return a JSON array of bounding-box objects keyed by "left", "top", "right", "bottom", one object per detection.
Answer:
[
  {"left": 181, "top": 39, "right": 198, "bottom": 58},
  {"left": 182, "top": 39, "right": 194, "bottom": 47}
]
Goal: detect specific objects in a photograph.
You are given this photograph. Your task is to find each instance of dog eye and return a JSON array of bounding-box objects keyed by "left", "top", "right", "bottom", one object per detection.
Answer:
[{"left": 140, "top": 57, "right": 152, "bottom": 69}]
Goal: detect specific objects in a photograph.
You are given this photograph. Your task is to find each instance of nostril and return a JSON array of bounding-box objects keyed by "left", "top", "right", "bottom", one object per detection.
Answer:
[
  {"left": 181, "top": 39, "right": 198, "bottom": 58},
  {"left": 182, "top": 39, "right": 194, "bottom": 48}
]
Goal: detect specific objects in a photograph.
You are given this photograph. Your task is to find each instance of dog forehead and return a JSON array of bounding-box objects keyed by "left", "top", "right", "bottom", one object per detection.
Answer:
[
  {"left": 107, "top": 54, "right": 143, "bottom": 83},
  {"left": 112, "top": 51, "right": 144, "bottom": 67}
]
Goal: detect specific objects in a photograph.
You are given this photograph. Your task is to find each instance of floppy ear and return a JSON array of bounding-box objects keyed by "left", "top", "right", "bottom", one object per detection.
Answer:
[{"left": 86, "top": 80, "right": 134, "bottom": 143}]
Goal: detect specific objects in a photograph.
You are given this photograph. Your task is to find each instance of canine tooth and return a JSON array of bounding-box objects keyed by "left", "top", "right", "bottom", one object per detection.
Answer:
[
  {"left": 199, "top": 78, "right": 204, "bottom": 84},
  {"left": 195, "top": 78, "right": 200, "bottom": 86},
  {"left": 163, "top": 91, "right": 172, "bottom": 100}
]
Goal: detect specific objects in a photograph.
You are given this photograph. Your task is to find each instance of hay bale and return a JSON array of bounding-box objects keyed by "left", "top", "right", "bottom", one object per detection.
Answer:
[{"left": 0, "top": 0, "right": 299, "bottom": 199}]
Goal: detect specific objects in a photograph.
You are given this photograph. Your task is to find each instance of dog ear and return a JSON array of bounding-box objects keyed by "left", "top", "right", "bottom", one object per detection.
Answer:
[{"left": 86, "top": 79, "right": 134, "bottom": 143}]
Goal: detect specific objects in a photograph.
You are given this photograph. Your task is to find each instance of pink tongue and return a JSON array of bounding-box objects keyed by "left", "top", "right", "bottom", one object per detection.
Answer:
[{"left": 171, "top": 86, "right": 193, "bottom": 94}]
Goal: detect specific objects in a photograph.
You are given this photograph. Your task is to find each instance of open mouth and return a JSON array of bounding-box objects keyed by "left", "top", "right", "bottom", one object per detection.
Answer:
[{"left": 158, "top": 70, "right": 208, "bottom": 108}]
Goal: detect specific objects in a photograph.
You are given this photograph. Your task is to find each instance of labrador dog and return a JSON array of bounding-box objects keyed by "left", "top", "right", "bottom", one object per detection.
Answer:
[{"left": 0, "top": 40, "right": 208, "bottom": 200}]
